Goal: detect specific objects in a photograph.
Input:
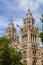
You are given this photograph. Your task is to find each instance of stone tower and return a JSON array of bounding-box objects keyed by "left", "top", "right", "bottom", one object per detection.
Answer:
[
  {"left": 5, "top": 17, "right": 18, "bottom": 41},
  {"left": 5, "top": 3, "right": 43, "bottom": 65},
  {"left": 20, "top": 7, "right": 39, "bottom": 65},
  {"left": 5, "top": 17, "right": 20, "bottom": 51}
]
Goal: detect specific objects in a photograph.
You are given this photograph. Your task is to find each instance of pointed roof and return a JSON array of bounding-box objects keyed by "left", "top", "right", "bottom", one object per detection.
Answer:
[
  {"left": 24, "top": 0, "right": 34, "bottom": 20},
  {"left": 25, "top": 8, "right": 33, "bottom": 20},
  {"left": 26, "top": 8, "right": 32, "bottom": 16},
  {"left": 23, "top": 6, "right": 34, "bottom": 21},
  {"left": 8, "top": 16, "right": 14, "bottom": 28}
]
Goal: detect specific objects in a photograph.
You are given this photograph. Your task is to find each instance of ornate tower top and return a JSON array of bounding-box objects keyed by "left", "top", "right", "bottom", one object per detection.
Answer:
[
  {"left": 23, "top": 8, "right": 35, "bottom": 27},
  {"left": 5, "top": 16, "right": 16, "bottom": 39},
  {"left": 23, "top": 0, "right": 35, "bottom": 27},
  {"left": 8, "top": 16, "right": 14, "bottom": 28},
  {"left": 25, "top": 9, "right": 33, "bottom": 20},
  {"left": 24, "top": 0, "right": 34, "bottom": 20},
  {"left": 20, "top": 0, "right": 39, "bottom": 35}
]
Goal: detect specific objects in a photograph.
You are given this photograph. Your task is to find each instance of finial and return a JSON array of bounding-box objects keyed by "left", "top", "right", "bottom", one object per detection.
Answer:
[
  {"left": 10, "top": 16, "right": 13, "bottom": 22},
  {"left": 28, "top": 0, "right": 30, "bottom": 9},
  {"left": 11, "top": 16, "right": 12, "bottom": 20}
]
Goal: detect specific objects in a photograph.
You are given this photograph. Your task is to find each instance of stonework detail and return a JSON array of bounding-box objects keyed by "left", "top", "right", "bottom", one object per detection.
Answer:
[{"left": 5, "top": 8, "right": 43, "bottom": 65}]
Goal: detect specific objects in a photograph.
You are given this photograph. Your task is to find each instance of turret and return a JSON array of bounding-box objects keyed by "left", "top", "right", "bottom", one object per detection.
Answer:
[
  {"left": 5, "top": 17, "right": 18, "bottom": 40},
  {"left": 23, "top": 8, "right": 35, "bottom": 27}
]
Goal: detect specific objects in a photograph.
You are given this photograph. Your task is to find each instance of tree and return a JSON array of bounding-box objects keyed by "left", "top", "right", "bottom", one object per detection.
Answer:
[
  {"left": 0, "top": 37, "right": 24, "bottom": 65},
  {"left": 39, "top": 32, "right": 43, "bottom": 43},
  {"left": 40, "top": 14, "right": 43, "bottom": 31},
  {"left": 39, "top": 14, "right": 43, "bottom": 44},
  {"left": 0, "top": 37, "right": 12, "bottom": 65},
  {"left": 10, "top": 48, "right": 22, "bottom": 65}
]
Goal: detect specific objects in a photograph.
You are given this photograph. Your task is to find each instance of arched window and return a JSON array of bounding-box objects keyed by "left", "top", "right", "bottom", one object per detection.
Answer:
[
  {"left": 22, "top": 34, "right": 28, "bottom": 41},
  {"left": 31, "top": 33, "right": 32, "bottom": 41},
  {"left": 33, "top": 34, "right": 34, "bottom": 41},
  {"left": 24, "top": 22, "right": 26, "bottom": 25},
  {"left": 35, "top": 35, "right": 36, "bottom": 42},
  {"left": 33, "top": 49, "right": 36, "bottom": 55},
  {"left": 32, "top": 60, "right": 36, "bottom": 65},
  {"left": 41, "top": 60, "right": 43, "bottom": 65},
  {"left": 23, "top": 50, "right": 26, "bottom": 54},
  {"left": 42, "top": 63, "right": 43, "bottom": 65},
  {"left": 28, "top": 21, "right": 30, "bottom": 25},
  {"left": 23, "top": 60, "right": 27, "bottom": 65}
]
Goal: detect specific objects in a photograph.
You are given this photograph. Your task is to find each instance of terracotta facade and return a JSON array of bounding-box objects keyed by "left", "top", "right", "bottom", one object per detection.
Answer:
[{"left": 5, "top": 8, "right": 43, "bottom": 65}]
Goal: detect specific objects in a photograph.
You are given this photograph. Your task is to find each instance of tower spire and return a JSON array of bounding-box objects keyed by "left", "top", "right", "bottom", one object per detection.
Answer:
[
  {"left": 8, "top": 16, "right": 14, "bottom": 28},
  {"left": 28, "top": 0, "right": 30, "bottom": 9},
  {"left": 10, "top": 16, "right": 13, "bottom": 22},
  {"left": 23, "top": 0, "right": 35, "bottom": 26},
  {"left": 25, "top": 0, "right": 32, "bottom": 19}
]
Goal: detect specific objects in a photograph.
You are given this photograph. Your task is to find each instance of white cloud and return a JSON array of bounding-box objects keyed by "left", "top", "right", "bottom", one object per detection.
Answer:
[
  {"left": 0, "top": 15, "right": 23, "bottom": 36},
  {"left": 18, "top": 0, "right": 43, "bottom": 11},
  {"left": 36, "top": 0, "right": 43, "bottom": 4},
  {"left": 0, "top": 15, "right": 23, "bottom": 29},
  {"left": 0, "top": 30, "right": 5, "bottom": 34},
  {"left": 0, "top": 16, "right": 8, "bottom": 36},
  {"left": 19, "top": 0, "right": 28, "bottom": 11},
  {"left": 0, "top": 16, "right": 8, "bottom": 27},
  {"left": 32, "top": 12, "right": 41, "bottom": 30},
  {"left": 0, "top": 0, "right": 43, "bottom": 36},
  {"left": 29, "top": 1, "right": 39, "bottom": 11},
  {"left": 0, "top": 30, "right": 5, "bottom": 36},
  {"left": 0, "top": 0, "right": 17, "bottom": 12},
  {"left": 0, "top": 0, "right": 43, "bottom": 12}
]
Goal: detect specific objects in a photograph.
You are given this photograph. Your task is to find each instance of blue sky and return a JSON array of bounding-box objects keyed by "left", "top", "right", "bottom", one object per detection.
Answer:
[{"left": 0, "top": 0, "right": 43, "bottom": 37}]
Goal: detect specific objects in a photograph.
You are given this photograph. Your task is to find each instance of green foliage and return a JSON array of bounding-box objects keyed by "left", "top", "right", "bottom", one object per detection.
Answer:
[
  {"left": 0, "top": 37, "right": 24, "bottom": 65},
  {"left": 40, "top": 14, "right": 43, "bottom": 23},
  {"left": 40, "top": 14, "right": 43, "bottom": 32},
  {"left": 39, "top": 32, "right": 43, "bottom": 43},
  {"left": 10, "top": 48, "right": 22, "bottom": 65},
  {"left": 0, "top": 36, "right": 11, "bottom": 44},
  {"left": 39, "top": 14, "right": 43, "bottom": 44},
  {"left": 0, "top": 37, "right": 11, "bottom": 65}
]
